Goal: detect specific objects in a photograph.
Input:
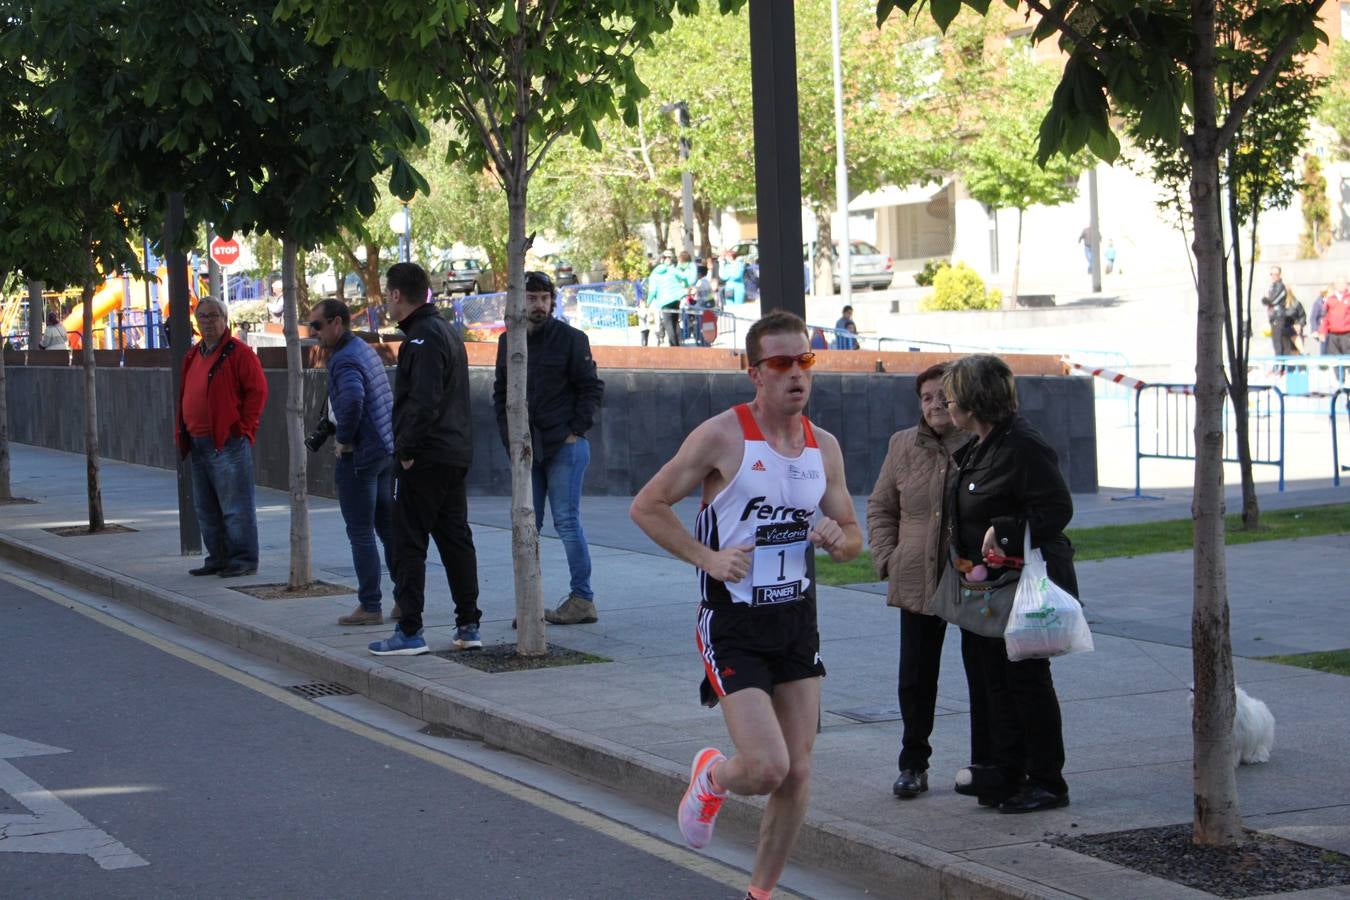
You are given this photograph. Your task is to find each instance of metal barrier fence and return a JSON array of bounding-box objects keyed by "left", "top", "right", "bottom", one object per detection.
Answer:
[
  {"left": 1120, "top": 383, "right": 1285, "bottom": 500},
  {"left": 1332, "top": 388, "right": 1350, "bottom": 487},
  {"left": 1248, "top": 354, "right": 1350, "bottom": 400}
]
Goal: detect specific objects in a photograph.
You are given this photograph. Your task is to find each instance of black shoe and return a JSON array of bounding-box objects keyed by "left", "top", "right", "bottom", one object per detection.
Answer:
[
  {"left": 189, "top": 565, "right": 223, "bottom": 576},
  {"left": 977, "top": 785, "right": 1021, "bottom": 807},
  {"left": 998, "top": 785, "right": 1069, "bottom": 814},
  {"left": 217, "top": 564, "right": 257, "bottom": 578},
  {"left": 892, "top": 769, "right": 928, "bottom": 799}
]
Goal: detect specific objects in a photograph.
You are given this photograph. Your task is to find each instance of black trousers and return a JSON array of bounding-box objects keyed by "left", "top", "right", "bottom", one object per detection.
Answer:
[
  {"left": 897, "top": 610, "right": 988, "bottom": 772},
  {"left": 965, "top": 630, "right": 1068, "bottom": 796},
  {"left": 661, "top": 309, "right": 681, "bottom": 347},
  {"left": 392, "top": 462, "right": 481, "bottom": 635}
]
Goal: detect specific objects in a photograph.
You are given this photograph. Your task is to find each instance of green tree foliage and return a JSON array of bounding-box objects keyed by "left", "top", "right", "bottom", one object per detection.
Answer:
[
  {"left": 878, "top": 0, "right": 1327, "bottom": 848},
  {"left": 1299, "top": 152, "right": 1332, "bottom": 258},
  {"left": 1319, "top": 40, "right": 1350, "bottom": 159},
  {"left": 285, "top": 0, "right": 724, "bottom": 654},
  {"left": 1122, "top": 5, "right": 1319, "bottom": 533},
  {"left": 960, "top": 51, "right": 1090, "bottom": 305}
]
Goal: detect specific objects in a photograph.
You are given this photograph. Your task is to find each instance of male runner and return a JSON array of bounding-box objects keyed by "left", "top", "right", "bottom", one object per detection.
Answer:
[{"left": 630, "top": 310, "right": 862, "bottom": 900}]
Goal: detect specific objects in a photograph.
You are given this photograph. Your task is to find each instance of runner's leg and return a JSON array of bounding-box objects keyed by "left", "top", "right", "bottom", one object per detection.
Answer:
[{"left": 745, "top": 677, "right": 821, "bottom": 893}]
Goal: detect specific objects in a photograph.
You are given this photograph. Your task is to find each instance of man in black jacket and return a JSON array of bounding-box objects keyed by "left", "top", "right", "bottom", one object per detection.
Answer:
[
  {"left": 494, "top": 270, "right": 605, "bottom": 624},
  {"left": 369, "top": 262, "right": 482, "bottom": 656}
]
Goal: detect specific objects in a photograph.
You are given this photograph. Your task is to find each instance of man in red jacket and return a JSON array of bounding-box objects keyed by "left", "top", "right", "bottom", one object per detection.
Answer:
[
  {"left": 175, "top": 298, "right": 269, "bottom": 577},
  {"left": 1323, "top": 279, "right": 1350, "bottom": 383}
]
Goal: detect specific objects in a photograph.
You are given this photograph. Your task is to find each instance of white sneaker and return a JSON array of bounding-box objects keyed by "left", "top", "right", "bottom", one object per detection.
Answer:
[{"left": 677, "top": 747, "right": 727, "bottom": 849}]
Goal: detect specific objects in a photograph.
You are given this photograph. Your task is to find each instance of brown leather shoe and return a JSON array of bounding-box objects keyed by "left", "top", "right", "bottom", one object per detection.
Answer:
[
  {"left": 338, "top": 607, "right": 383, "bottom": 626},
  {"left": 389, "top": 604, "right": 403, "bottom": 622},
  {"left": 543, "top": 595, "right": 598, "bottom": 625}
]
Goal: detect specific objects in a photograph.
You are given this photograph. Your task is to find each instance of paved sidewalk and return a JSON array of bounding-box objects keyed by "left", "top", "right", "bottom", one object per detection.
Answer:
[{"left": 2, "top": 443, "right": 1348, "bottom": 899}]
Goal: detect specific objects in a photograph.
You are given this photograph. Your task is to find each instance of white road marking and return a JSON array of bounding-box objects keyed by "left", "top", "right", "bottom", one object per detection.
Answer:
[
  {"left": 1, "top": 570, "right": 766, "bottom": 894},
  {"left": 0, "top": 731, "right": 149, "bottom": 870}
]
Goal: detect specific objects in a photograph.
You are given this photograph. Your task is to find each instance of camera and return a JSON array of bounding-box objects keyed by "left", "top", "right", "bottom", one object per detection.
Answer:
[{"left": 305, "top": 417, "right": 336, "bottom": 453}]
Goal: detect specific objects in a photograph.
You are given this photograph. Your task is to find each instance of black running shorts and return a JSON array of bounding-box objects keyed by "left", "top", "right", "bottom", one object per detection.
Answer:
[{"left": 695, "top": 600, "right": 826, "bottom": 707}]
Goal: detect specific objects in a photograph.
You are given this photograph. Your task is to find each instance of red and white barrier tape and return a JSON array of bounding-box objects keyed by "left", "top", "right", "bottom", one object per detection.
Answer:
[{"left": 1066, "top": 360, "right": 1148, "bottom": 391}]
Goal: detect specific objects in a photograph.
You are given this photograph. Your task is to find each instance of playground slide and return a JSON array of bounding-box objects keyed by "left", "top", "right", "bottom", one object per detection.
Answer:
[{"left": 63, "top": 281, "right": 124, "bottom": 334}]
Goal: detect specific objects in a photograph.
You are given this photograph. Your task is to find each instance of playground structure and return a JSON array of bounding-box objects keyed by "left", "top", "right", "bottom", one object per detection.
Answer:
[{"left": 56, "top": 262, "right": 204, "bottom": 350}]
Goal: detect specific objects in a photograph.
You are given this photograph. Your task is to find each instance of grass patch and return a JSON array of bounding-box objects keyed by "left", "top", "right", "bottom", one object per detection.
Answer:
[
  {"left": 1258, "top": 649, "right": 1350, "bottom": 676},
  {"left": 816, "top": 503, "right": 1350, "bottom": 586}
]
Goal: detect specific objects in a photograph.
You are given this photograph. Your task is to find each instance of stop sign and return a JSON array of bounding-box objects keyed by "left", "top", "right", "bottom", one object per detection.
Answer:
[{"left": 209, "top": 236, "right": 241, "bottom": 268}]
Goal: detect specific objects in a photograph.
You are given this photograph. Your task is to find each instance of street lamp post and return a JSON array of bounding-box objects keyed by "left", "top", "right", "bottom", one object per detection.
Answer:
[
  {"left": 389, "top": 202, "right": 412, "bottom": 263},
  {"left": 660, "top": 101, "right": 696, "bottom": 262}
]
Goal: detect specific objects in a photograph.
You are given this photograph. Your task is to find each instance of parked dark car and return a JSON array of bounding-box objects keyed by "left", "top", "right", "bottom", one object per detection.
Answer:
[{"left": 433, "top": 257, "right": 494, "bottom": 296}]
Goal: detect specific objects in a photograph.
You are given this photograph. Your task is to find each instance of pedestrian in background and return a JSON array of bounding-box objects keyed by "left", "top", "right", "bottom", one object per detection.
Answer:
[
  {"left": 308, "top": 299, "right": 397, "bottom": 627},
  {"left": 647, "top": 249, "right": 686, "bottom": 347},
  {"left": 494, "top": 270, "right": 605, "bottom": 626},
  {"left": 369, "top": 262, "right": 482, "bottom": 656},
  {"left": 174, "top": 297, "right": 267, "bottom": 578},
  {"left": 866, "top": 363, "right": 975, "bottom": 800},
  {"left": 834, "top": 305, "right": 858, "bottom": 350},
  {"left": 39, "top": 311, "right": 68, "bottom": 350}
]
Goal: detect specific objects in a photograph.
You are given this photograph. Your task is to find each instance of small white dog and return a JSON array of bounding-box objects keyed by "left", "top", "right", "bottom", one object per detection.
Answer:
[{"left": 1187, "top": 685, "right": 1275, "bottom": 766}]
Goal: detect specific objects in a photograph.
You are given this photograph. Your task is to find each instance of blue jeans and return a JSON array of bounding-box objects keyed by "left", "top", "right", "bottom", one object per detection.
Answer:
[
  {"left": 532, "top": 437, "right": 593, "bottom": 600},
  {"left": 335, "top": 453, "right": 395, "bottom": 612},
  {"left": 189, "top": 435, "right": 259, "bottom": 569}
]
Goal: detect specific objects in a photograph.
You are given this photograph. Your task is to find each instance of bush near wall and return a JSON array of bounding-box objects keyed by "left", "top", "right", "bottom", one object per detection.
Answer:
[{"left": 921, "top": 262, "right": 1002, "bottom": 311}]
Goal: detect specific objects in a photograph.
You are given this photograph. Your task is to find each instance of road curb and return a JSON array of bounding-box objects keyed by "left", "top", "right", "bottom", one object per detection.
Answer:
[{"left": 0, "top": 534, "right": 1060, "bottom": 898}]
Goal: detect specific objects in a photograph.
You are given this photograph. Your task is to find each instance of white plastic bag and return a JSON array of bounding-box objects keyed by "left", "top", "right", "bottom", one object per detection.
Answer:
[{"left": 1004, "top": 525, "right": 1094, "bottom": 661}]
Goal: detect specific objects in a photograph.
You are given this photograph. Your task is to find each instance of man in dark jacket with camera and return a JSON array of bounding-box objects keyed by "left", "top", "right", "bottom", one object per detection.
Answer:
[
  {"left": 369, "top": 263, "right": 482, "bottom": 656},
  {"left": 308, "top": 299, "right": 397, "bottom": 627},
  {"left": 493, "top": 270, "right": 605, "bottom": 624}
]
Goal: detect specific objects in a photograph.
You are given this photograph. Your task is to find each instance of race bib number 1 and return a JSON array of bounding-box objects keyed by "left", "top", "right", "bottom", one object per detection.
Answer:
[{"left": 751, "top": 521, "right": 810, "bottom": 605}]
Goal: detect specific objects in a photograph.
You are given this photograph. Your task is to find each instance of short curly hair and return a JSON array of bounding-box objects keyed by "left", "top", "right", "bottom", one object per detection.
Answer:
[
  {"left": 746, "top": 310, "right": 809, "bottom": 364},
  {"left": 943, "top": 354, "right": 1016, "bottom": 426}
]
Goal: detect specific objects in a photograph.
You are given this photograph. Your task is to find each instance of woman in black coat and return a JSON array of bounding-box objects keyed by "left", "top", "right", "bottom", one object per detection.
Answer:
[{"left": 943, "top": 354, "right": 1076, "bottom": 814}]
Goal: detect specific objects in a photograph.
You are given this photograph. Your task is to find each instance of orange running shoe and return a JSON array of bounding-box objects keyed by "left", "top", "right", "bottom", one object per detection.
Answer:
[{"left": 678, "top": 747, "right": 727, "bottom": 849}]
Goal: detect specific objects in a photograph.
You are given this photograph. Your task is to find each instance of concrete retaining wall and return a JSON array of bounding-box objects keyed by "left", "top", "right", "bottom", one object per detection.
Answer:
[{"left": 3, "top": 365, "right": 1097, "bottom": 496}]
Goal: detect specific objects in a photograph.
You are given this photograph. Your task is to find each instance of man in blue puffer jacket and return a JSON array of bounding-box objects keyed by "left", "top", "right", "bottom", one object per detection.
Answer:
[{"left": 309, "top": 299, "right": 397, "bottom": 626}]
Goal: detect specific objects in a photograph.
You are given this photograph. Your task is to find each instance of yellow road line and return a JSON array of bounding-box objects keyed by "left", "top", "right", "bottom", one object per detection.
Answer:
[{"left": 2, "top": 571, "right": 759, "bottom": 894}]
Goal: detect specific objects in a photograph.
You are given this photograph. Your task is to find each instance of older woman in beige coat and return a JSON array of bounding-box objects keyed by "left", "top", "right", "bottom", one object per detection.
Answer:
[{"left": 866, "top": 362, "right": 974, "bottom": 799}]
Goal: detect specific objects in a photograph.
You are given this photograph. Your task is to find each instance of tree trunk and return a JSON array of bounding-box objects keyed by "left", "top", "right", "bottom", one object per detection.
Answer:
[
  {"left": 27, "top": 279, "right": 44, "bottom": 352},
  {"left": 0, "top": 267, "right": 10, "bottom": 500},
  {"left": 506, "top": 177, "right": 545, "bottom": 657},
  {"left": 81, "top": 242, "right": 105, "bottom": 532},
  {"left": 349, "top": 244, "right": 384, "bottom": 306},
  {"left": 1187, "top": 3, "right": 1242, "bottom": 844},
  {"left": 814, "top": 211, "right": 835, "bottom": 299},
  {"left": 1221, "top": 159, "right": 1259, "bottom": 531},
  {"left": 694, "top": 198, "right": 714, "bottom": 267},
  {"left": 1008, "top": 208, "right": 1024, "bottom": 309},
  {"left": 282, "top": 236, "right": 312, "bottom": 588},
  {"left": 652, "top": 211, "right": 669, "bottom": 254}
]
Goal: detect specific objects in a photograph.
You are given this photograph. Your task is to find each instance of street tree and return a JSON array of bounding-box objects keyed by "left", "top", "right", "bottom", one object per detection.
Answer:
[
  {"left": 1129, "top": 36, "right": 1318, "bottom": 533},
  {"left": 288, "top": 0, "right": 720, "bottom": 655},
  {"left": 959, "top": 52, "right": 1089, "bottom": 307},
  {"left": 878, "top": 0, "right": 1327, "bottom": 847},
  {"left": 5, "top": 0, "right": 151, "bottom": 530},
  {"left": 57, "top": 0, "right": 427, "bottom": 586}
]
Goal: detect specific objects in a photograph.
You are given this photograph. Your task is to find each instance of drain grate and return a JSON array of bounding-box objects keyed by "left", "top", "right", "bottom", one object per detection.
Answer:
[
  {"left": 830, "top": 704, "right": 903, "bottom": 724},
  {"left": 288, "top": 681, "right": 356, "bottom": 700}
]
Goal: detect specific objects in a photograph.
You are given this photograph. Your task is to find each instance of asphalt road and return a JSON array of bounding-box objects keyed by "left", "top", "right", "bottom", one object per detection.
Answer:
[{"left": 0, "top": 574, "right": 741, "bottom": 899}]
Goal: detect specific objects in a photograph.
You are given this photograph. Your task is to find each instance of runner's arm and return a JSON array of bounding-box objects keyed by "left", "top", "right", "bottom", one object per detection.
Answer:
[
  {"left": 630, "top": 417, "right": 752, "bottom": 581},
  {"left": 810, "top": 429, "right": 863, "bottom": 563}
]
